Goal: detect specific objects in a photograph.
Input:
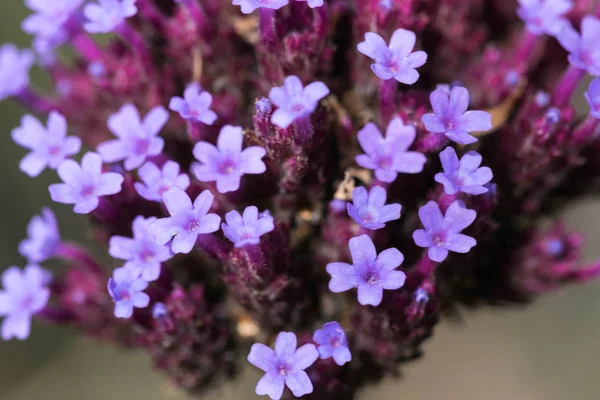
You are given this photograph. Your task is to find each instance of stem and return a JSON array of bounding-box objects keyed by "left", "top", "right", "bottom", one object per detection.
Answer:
[
  {"left": 180, "top": 0, "right": 207, "bottom": 30},
  {"left": 196, "top": 234, "right": 229, "bottom": 261},
  {"left": 36, "top": 307, "right": 75, "bottom": 323},
  {"left": 71, "top": 34, "right": 104, "bottom": 62},
  {"left": 552, "top": 65, "right": 586, "bottom": 107},
  {"left": 115, "top": 22, "right": 151, "bottom": 67},
  {"left": 379, "top": 78, "right": 396, "bottom": 125},
  {"left": 55, "top": 243, "right": 103, "bottom": 274},
  {"left": 573, "top": 115, "right": 599, "bottom": 143},
  {"left": 15, "top": 87, "right": 56, "bottom": 114},
  {"left": 293, "top": 115, "right": 313, "bottom": 143},
  {"left": 136, "top": 0, "right": 167, "bottom": 27},
  {"left": 259, "top": 8, "right": 276, "bottom": 46},
  {"left": 186, "top": 120, "right": 204, "bottom": 142},
  {"left": 514, "top": 30, "right": 541, "bottom": 66}
]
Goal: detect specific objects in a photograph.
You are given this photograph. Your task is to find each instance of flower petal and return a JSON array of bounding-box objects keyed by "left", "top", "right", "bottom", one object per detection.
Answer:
[
  {"left": 248, "top": 343, "right": 277, "bottom": 372},
  {"left": 357, "top": 283, "right": 383, "bottom": 306},
  {"left": 348, "top": 234, "right": 377, "bottom": 264}
]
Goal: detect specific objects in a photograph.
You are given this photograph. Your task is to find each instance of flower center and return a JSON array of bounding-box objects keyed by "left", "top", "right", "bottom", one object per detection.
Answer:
[
  {"left": 359, "top": 208, "right": 378, "bottom": 223},
  {"left": 218, "top": 158, "right": 237, "bottom": 175},
  {"left": 118, "top": 288, "right": 131, "bottom": 301},
  {"left": 377, "top": 154, "right": 394, "bottom": 170},
  {"left": 291, "top": 103, "right": 305, "bottom": 114},
  {"left": 363, "top": 269, "right": 380, "bottom": 285},
  {"left": 158, "top": 184, "right": 171, "bottom": 196},
  {"left": 330, "top": 337, "right": 342, "bottom": 348},
  {"left": 139, "top": 247, "right": 155, "bottom": 263},
  {"left": 80, "top": 185, "right": 95, "bottom": 198},
  {"left": 432, "top": 232, "right": 446, "bottom": 247},
  {"left": 276, "top": 363, "right": 291, "bottom": 376},
  {"left": 134, "top": 138, "right": 149, "bottom": 155},
  {"left": 185, "top": 218, "right": 201, "bottom": 233},
  {"left": 21, "top": 295, "right": 34, "bottom": 311},
  {"left": 48, "top": 145, "right": 61, "bottom": 156}
]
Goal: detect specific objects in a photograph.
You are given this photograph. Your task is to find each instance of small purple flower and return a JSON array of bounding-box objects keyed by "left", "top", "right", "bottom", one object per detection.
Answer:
[
  {"left": 97, "top": 104, "right": 168, "bottom": 171},
  {"left": 326, "top": 234, "right": 406, "bottom": 306},
  {"left": 421, "top": 86, "right": 492, "bottom": 145},
  {"left": 152, "top": 302, "right": 167, "bottom": 319},
  {"left": 232, "top": 0, "right": 289, "bottom": 14},
  {"left": 312, "top": 321, "right": 352, "bottom": 366},
  {"left": 355, "top": 117, "right": 426, "bottom": 182},
  {"left": 357, "top": 29, "right": 428, "bottom": 84},
  {"left": 134, "top": 161, "right": 190, "bottom": 202},
  {"left": 191, "top": 125, "right": 267, "bottom": 193},
  {"left": 83, "top": 0, "right": 138, "bottom": 34},
  {"left": 434, "top": 147, "right": 493, "bottom": 196},
  {"left": 22, "top": 0, "right": 85, "bottom": 44},
  {"left": 268, "top": 76, "right": 330, "bottom": 129},
  {"left": 584, "top": 78, "right": 600, "bottom": 119},
  {"left": 12, "top": 111, "right": 82, "bottom": 177},
  {"left": 149, "top": 187, "right": 221, "bottom": 254},
  {"left": 109, "top": 216, "right": 172, "bottom": 282},
  {"left": 346, "top": 186, "right": 402, "bottom": 230},
  {"left": 18, "top": 208, "right": 61, "bottom": 264},
  {"left": 517, "top": 0, "right": 573, "bottom": 36},
  {"left": 0, "top": 265, "right": 51, "bottom": 340},
  {"left": 222, "top": 206, "right": 275, "bottom": 248},
  {"left": 557, "top": 16, "right": 600, "bottom": 76},
  {"left": 0, "top": 44, "right": 34, "bottom": 101},
  {"left": 248, "top": 332, "right": 319, "bottom": 400},
  {"left": 413, "top": 200, "right": 477, "bottom": 262},
  {"left": 107, "top": 267, "right": 150, "bottom": 318},
  {"left": 169, "top": 83, "right": 217, "bottom": 125},
  {"left": 49, "top": 152, "right": 124, "bottom": 214},
  {"left": 296, "top": 0, "right": 324, "bottom": 8}
]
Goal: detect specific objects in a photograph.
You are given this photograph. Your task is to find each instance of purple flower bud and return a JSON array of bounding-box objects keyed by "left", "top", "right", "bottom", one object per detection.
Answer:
[
  {"left": 296, "top": 0, "right": 324, "bottom": 8},
  {"left": 222, "top": 206, "right": 275, "bottom": 248},
  {"left": 326, "top": 234, "right": 406, "bottom": 306},
  {"left": 49, "top": 152, "right": 124, "bottom": 214},
  {"left": 0, "top": 265, "right": 51, "bottom": 340},
  {"left": 97, "top": 104, "right": 168, "bottom": 171},
  {"left": 517, "top": 0, "right": 573, "bottom": 36},
  {"left": 421, "top": 86, "right": 492, "bottom": 145},
  {"left": 248, "top": 331, "right": 319, "bottom": 399},
  {"left": 169, "top": 83, "right": 218, "bottom": 125},
  {"left": 232, "top": 0, "right": 289, "bottom": 14},
  {"left": 535, "top": 91, "right": 551, "bottom": 107},
  {"left": 152, "top": 302, "right": 167, "bottom": 319},
  {"left": 557, "top": 16, "right": 600, "bottom": 76},
  {"left": 107, "top": 266, "right": 150, "bottom": 318},
  {"left": 346, "top": 186, "right": 402, "bottom": 230},
  {"left": 312, "top": 321, "right": 352, "bottom": 366},
  {"left": 18, "top": 208, "right": 61, "bottom": 264},
  {"left": 0, "top": 44, "right": 34, "bottom": 101},
  {"left": 413, "top": 200, "right": 477, "bottom": 262},
  {"left": 83, "top": 0, "right": 138, "bottom": 34},
  {"left": 434, "top": 147, "right": 493, "bottom": 196},
  {"left": 134, "top": 161, "right": 190, "bottom": 202},
  {"left": 357, "top": 30, "right": 428, "bottom": 84},
  {"left": 584, "top": 78, "right": 600, "bottom": 119},
  {"left": 22, "top": 0, "right": 85, "bottom": 45},
  {"left": 12, "top": 111, "right": 82, "bottom": 177}
]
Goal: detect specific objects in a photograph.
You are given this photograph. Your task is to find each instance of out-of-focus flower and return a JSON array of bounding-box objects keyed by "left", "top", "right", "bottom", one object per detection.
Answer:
[
  {"left": 18, "top": 208, "right": 61, "bottom": 264},
  {"left": 169, "top": 83, "right": 218, "bottom": 125},
  {"left": 83, "top": 0, "right": 138, "bottom": 34},
  {"left": 556, "top": 16, "right": 600, "bottom": 76},
  {"left": 134, "top": 161, "right": 190, "bottom": 202},
  {"left": 584, "top": 78, "right": 600, "bottom": 119},
  {"left": 0, "top": 44, "right": 34, "bottom": 101},
  {"left": 517, "top": 0, "right": 572, "bottom": 36}
]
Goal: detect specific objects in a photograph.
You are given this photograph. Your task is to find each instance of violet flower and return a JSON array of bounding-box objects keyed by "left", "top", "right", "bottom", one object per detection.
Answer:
[
  {"left": 248, "top": 331, "right": 319, "bottom": 399},
  {"left": 0, "top": 265, "right": 51, "bottom": 340},
  {"left": 221, "top": 206, "right": 275, "bottom": 248},
  {"left": 584, "top": 78, "right": 600, "bottom": 119},
  {"left": 232, "top": 0, "right": 290, "bottom": 14},
  {"left": 149, "top": 187, "right": 221, "bottom": 254},
  {"left": 191, "top": 125, "right": 267, "bottom": 193},
  {"left": 12, "top": 111, "right": 82, "bottom": 177},
  {"left": 326, "top": 234, "right": 406, "bottom": 306},
  {"left": 83, "top": 0, "right": 138, "bottom": 34},
  {"left": 134, "top": 161, "right": 190, "bottom": 202},
  {"left": 312, "top": 321, "right": 352, "bottom": 366},
  {"left": 346, "top": 186, "right": 402, "bottom": 230},
  {"left": 22, "top": 0, "right": 85, "bottom": 45},
  {"left": 97, "top": 104, "right": 168, "bottom": 171},
  {"left": 0, "top": 44, "right": 34, "bottom": 101},
  {"left": 107, "top": 267, "right": 150, "bottom": 318},
  {"left": 49, "top": 152, "right": 124, "bottom": 214},
  {"left": 557, "top": 16, "right": 600, "bottom": 76},
  {"left": 413, "top": 200, "right": 477, "bottom": 262},
  {"left": 18, "top": 208, "right": 61, "bottom": 264},
  {"left": 517, "top": 0, "right": 573, "bottom": 36},
  {"left": 169, "top": 83, "right": 218, "bottom": 125},
  {"left": 434, "top": 147, "right": 493, "bottom": 195},
  {"left": 357, "top": 29, "right": 428, "bottom": 84},
  {"left": 421, "top": 86, "right": 492, "bottom": 145}
]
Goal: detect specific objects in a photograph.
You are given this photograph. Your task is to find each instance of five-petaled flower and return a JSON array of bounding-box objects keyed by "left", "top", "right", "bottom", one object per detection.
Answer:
[
  {"left": 248, "top": 331, "right": 319, "bottom": 400},
  {"left": 421, "top": 86, "right": 492, "bottom": 145},
  {"left": 346, "top": 186, "right": 402, "bottom": 230},
  {"left": 584, "top": 78, "right": 600, "bottom": 119},
  {"left": 232, "top": 0, "right": 289, "bottom": 14},
  {"left": 312, "top": 321, "right": 352, "bottom": 366},
  {"left": 222, "top": 206, "right": 275, "bottom": 248},
  {"left": 357, "top": 29, "right": 428, "bottom": 84},
  {"left": 191, "top": 125, "right": 267, "bottom": 193},
  {"left": 18, "top": 208, "right": 61, "bottom": 264},
  {"left": 22, "top": 0, "right": 85, "bottom": 46},
  {"left": 326, "top": 234, "right": 406, "bottom": 306},
  {"left": 413, "top": 200, "right": 477, "bottom": 262},
  {"left": 107, "top": 267, "right": 150, "bottom": 318},
  {"left": 134, "top": 161, "right": 190, "bottom": 202},
  {"left": 83, "top": 0, "right": 138, "bottom": 34},
  {"left": 0, "top": 44, "right": 34, "bottom": 101},
  {"left": 557, "top": 16, "right": 600, "bottom": 76},
  {"left": 517, "top": 0, "right": 573, "bottom": 36},
  {"left": 12, "top": 111, "right": 82, "bottom": 177},
  {"left": 434, "top": 147, "right": 493, "bottom": 195},
  {"left": 49, "top": 152, "right": 124, "bottom": 214},
  {"left": 169, "top": 83, "right": 218, "bottom": 125}
]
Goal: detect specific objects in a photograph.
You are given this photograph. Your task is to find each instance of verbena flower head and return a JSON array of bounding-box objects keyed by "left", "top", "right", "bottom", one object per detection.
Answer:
[
  {"left": 232, "top": 0, "right": 290, "bottom": 14},
  {"left": 222, "top": 206, "right": 275, "bottom": 248},
  {"left": 326, "top": 234, "right": 406, "bottom": 306},
  {"left": 435, "top": 147, "right": 494, "bottom": 195},
  {"left": 248, "top": 331, "right": 319, "bottom": 399},
  {"left": 49, "top": 152, "right": 124, "bottom": 214},
  {"left": 149, "top": 187, "right": 221, "bottom": 254},
  {"left": 191, "top": 125, "right": 267, "bottom": 193},
  {"left": 413, "top": 200, "right": 477, "bottom": 262},
  {"left": 107, "top": 266, "right": 150, "bottom": 318},
  {"left": 169, "top": 83, "right": 217, "bottom": 125},
  {"left": 346, "top": 186, "right": 402, "bottom": 230},
  {"left": 517, "top": 0, "right": 573, "bottom": 36},
  {"left": 268, "top": 75, "right": 330, "bottom": 129},
  {"left": 97, "top": 104, "right": 168, "bottom": 171},
  {"left": 584, "top": 78, "right": 600, "bottom": 119},
  {"left": 557, "top": 16, "right": 600, "bottom": 76},
  {"left": 12, "top": 111, "right": 82, "bottom": 177},
  {"left": 22, "top": 0, "right": 84, "bottom": 44},
  {"left": 0, "top": 265, "right": 51, "bottom": 340},
  {"left": 134, "top": 161, "right": 190, "bottom": 202},
  {"left": 421, "top": 86, "right": 492, "bottom": 144},
  {"left": 312, "top": 321, "right": 352, "bottom": 366},
  {"left": 0, "top": 44, "right": 34, "bottom": 101},
  {"left": 83, "top": 0, "right": 138, "bottom": 34},
  {"left": 355, "top": 117, "right": 426, "bottom": 182},
  {"left": 18, "top": 208, "right": 61, "bottom": 264},
  {"left": 109, "top": 216, "right": 172, "bottom": 282},
  {"left": 357, "top": 29, "right": 428, "bottom": 84}
]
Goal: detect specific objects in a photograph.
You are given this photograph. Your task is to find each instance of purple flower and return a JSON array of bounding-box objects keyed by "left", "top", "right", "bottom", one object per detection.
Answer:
[
  {"left": 134, "top": 161, "right": 190, "bottom": 202},
  {"left": 326, "top": 234, "right": 406, "bottom": 306},
  {"left": 557, "top": 16, "right": 600, "bottom": 76},
  {"left": 191, "top": 125, "right": 267, "bottom": 193},
  {"left": 0, "top": 265, "right": 51, "bottom": 340},
  {"left": 268, "top": 76, "right": 330, "bottom": 129},
  {"left": 248, "top": 332, "right": 319, "bottom": 399},
  {"left": 517, "top": 0, "right": 573, "bottom": 36},
  {"left": 434, "top": 147, "right": 493, "bottom": 195},
  {"left": 221, "top": 206, "right": 275, "bottom": 248},
  {"left": 346, "top": 186, "right": 402, "bottom": 230},
  {"left": 355, "top": 117, "right": 426, "bottom": 182},
  {"left": 83, "top": 0, "right": 138, "bottom": 34},
  {"left": 49, "top": 152, "right": 124, "bottom": 214},
  {"left": 97, "top": 104, "right": 168, "bottom": 171},
  {"left": 149, "top": 187, "right": 221, "bottom": 254},
  {"left": 12, "top": 111, "right": 82, "bottom": 177},
  {"left": 421, "top": 86, "right": 492, "bottom": 145},
  {"left": 22, "top": 0, "right": 85, "bottom": 44},
  {"left": 152, "top": 302, "right": 167, "bottom": 319},
  {"left": 312, "top": 321, "right": 352, "bottom": 366},
  {"left": 0, "top": 44, "right": 34, "bottom": 101},
  {"left": 107, "top": 267, "right": 150, "bottom": 318},
  {"left": 413, "top": 200, "right": 477, "bottom": 262},
  {"left": 232, "top": 0, "right": 289, "bottom": 14},
  {"left": 584, "top": 78, "right": 600, "bottom": 119},
  {"left": 296, "top": 0, "right": 324, "bottom": 7},
  {"left": 109, "top": 216, "right": 172, "bottom": 282},
  {"left": 18, "top": 208, "right": 61, "bottom": 264},
  {"left": 357, "top": 29, "right": 428, "bottom": 84},
  {"left": 169, "top": 83, "right": 218, "bottom": 125}
]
